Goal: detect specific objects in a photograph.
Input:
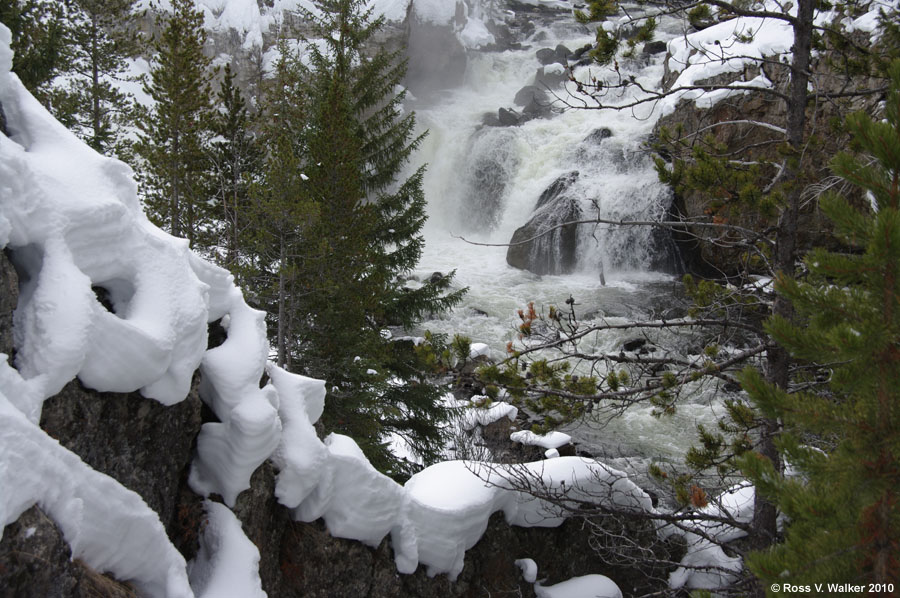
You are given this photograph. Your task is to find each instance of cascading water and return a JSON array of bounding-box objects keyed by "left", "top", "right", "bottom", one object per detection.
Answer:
[{"left": 404, "top": 0, "right": 727, "bottom": 473}]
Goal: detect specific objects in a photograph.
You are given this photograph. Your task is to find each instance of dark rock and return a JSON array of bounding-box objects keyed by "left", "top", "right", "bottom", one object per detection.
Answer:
[
  {"left": 1, "top": 506, "right": 135, "bottom": 597},
  {"left": 277, "top": 509, "right": 672, "bottom": 597},
  {"left": 623, "top": 338, "right": 647, "bottom": 352},
  {"left": 536, "top": 47, "right": 557, "bottom": 65},
  {"left": 429, "top": 271, "right": 445, "bottom": 284},
  {"left": 514, "top": 85, "right": 549, "bottom": 108},
  {"left": 642, "top": 40, "right": 668, "bottom": 55},
  {"left": 533, "top": 65, "right": 568, "bottom": 88},
  {"left": 468, "top": 307, "right": 490, "bottom": 317},
  {"left": 554, "top": 44, "right": 572, "bottom": 64},
  {"left": 498, "top": 107, "right": 521, "bottom": 126},
  {"left": 232, "top": 463, "right": 292, "bottom": 596},
  {"left": 1, "top": 250, "right": 17, "bottom": 357},
  {"left": 572, "top": 43, "right": 594, "bottom": 61},
  {"left": 405, "top": 14, "right": 467, "bottom": 95},
  {"left": 507, "top": 172, "right": 582, "bottom": 275},
  {"left": 535, "top": 171, "right": 579, "bottom": 211},
  {"left": 39, "top": 378, "right": 203, "bottom": 540},
  {"left": 583, "top": 127, "right": 613, "bottom": 146},
  {"left": 481, "top": 111, "right": 501, "bottom": 127}
]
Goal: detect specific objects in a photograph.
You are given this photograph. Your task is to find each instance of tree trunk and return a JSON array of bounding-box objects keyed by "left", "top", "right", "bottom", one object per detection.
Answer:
[
  {"left": 277, "top": 236, "right": 287, "bottom": 368},
  {"left": 752, "top": 0, "right": 815, "bottom": 551}
]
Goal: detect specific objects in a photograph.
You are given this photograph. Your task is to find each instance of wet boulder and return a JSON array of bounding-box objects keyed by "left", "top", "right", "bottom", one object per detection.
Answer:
[
  {"left": 506, "top": 172, "right": 582, "bottom": 275},
  {"left": 498, "top": 107, "right": 522, "bottom": 126},
  {"left": 536, "top": 47, "right": 557, "bottom": 65}
]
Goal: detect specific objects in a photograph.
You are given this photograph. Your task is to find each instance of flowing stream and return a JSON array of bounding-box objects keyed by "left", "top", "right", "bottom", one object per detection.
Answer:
[{"left": 405, "top": 2, "right": 728, "bottom": 476}]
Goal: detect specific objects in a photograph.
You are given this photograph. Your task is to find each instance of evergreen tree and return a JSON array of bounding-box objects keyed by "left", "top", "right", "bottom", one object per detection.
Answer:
[
  {"left": 209, "top": 62, "right": 261, "bottom": 271},
  {"left": 247, "top": 41, "right": 317, "bottom": 370},
  {"left": 0, "top": 0, "right": 67, "bottom": 101},
  {"left": 290, "top": 0, "right": 464, "bottom": 475},
  {"left": 739, "top": 60, "right": 900, "bottom": 591},
  {"left": 136, "top": 0, "right": 213, "bottom": 248},
  {"left": 49, "top": 0, "right": 139, "bottom": 155}
]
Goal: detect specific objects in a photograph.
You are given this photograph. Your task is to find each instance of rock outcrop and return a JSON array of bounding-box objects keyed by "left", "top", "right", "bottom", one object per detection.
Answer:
[{"left": 506, "top": 172, "right": 582, "bottom": 275}]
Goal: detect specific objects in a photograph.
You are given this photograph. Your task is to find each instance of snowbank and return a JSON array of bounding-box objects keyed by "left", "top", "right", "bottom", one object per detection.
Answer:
[
  {"left": 510, "top": 429, "right": 572, "bottom": 450},
  {"left": 535, "top": 574, "right": 623, "bottom": 598}
]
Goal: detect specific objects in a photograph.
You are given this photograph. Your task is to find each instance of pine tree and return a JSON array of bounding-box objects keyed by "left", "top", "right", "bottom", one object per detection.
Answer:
[
  {"left": 246, "top": 41, "right": 317, "bottom": 370},
  {"left": 209, "top": 62, "right": 261, "bottom": 271},
  {"left": 49, "top": 0, "right": 139, "bottom": 155},
  {"left": 738, "top": 60, "right": 900, "bottom": 591},
  {"left": 136, "top": 0, "right": 213, "bottom": 249},
  {"left": 0, "top": 0, "right": 67, "bottom": 100},
  {"left": 289, "top": 0, "right": 464, "bottom": 476}
]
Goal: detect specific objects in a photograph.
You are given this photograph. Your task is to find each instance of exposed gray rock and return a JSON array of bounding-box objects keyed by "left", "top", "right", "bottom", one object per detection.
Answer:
[
  {"left": 507, "top": 172, "right": 583, "bottom": 275},
  {"left": 277, "top": 509, "right": 672, "bottom": 597},
  {"left": 533, "top": 64, "right": 568, "bottom": 88},
  {"left": 1, "top": 250, "right": 16, "bottom": 357},
  {"left": 514, "top": 85, "right": 549, "bottom": 108},
  {"left": 0, "top": 506, "right": 135, "bottom": 598},
  {"left": 405, "top": 13, "right": 467, "bottom": 95},
  {"left": 554, "top": 43, "right": 572, "bottom": 64},
  {"left": 535, "top": 47, "right": 557, "bottom": 65},
  {"left": 642, "top": 40, "right": 668, "bottom": 55},
  {"left": 498, "top": 107, "right": 521, "bottom": 126},
  {"left": 583, "top": 127, "right": 613, "bottom": 146},
  {"left": 39, "top": 378, "right": 203, "bottom": 540}
]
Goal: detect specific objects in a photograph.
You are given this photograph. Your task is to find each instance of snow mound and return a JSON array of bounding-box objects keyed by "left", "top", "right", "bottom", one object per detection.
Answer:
[
  {"left": 535, "top": 574, "right": 623, "bottom": 598},
  {"left": 188, "top": 501, "right": 266, "bottom": 598},
  {"left": 510, "top": 429, "right": 572, "bottom": 449}
]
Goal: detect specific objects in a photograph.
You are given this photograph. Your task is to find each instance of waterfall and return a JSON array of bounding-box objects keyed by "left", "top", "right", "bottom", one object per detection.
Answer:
[
  {"left": 405, "top": 1, "right": 715, "bottom": 467},
  {"left": 408, "top": 0, "right": 674, "bottom": 277}
]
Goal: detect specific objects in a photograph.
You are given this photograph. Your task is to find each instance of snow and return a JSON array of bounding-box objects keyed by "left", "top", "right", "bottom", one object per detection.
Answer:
[
  {"left": 459, "top": 399, "right": 518, "bottom": 430},
  {"left": 0, "top": 12, "right": 772, "bottom": 595},
  {"left": 544, "top": 448, "right": 560, "bottom": 459},
  {"left": 459, "top": 16, "right": 495, "bottom": 49},
  {"left": 413, "top": 0, "right": 460, "bottom": 25},
  {"left": 188, "top": 501, "right": 266, "bottom": 598},
  {"left": 510, "top": 430, "right": 572, "bottom": 450},
  {"left": 664, "top": 483, "right": 753, "bottom": 590},
  {"left": 535, "top": 574, "right": 623, "bottom": 598},
  {"left": 0, "top": 390, "right": 193, "bottom": 598},
  {"left": 0, "top": 22, "right": 276, "bottom": 593},
  {"left": 515, "top": 558, "right": 538, "bottom": 583},
  {"left": 468, "top": 341, "right": 490, "bottom": 358},
  {"left": 661, "top": 3, "right": 793, "bottom": 113}
]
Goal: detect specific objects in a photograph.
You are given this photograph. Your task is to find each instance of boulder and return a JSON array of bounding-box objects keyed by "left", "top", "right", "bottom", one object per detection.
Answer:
[
  {"left": 507, "top": 172, "right": 583, "bottom": 275},
  {"left": 514, "top": 85, "right": 549, "bottom": 108},
  {"left": 642, "top": 40, "right": 668, "bottom": 55},
  {"left": 583, "top": 127, "right": 613, "bottom": 146},
  {"left": 535, "top": 47, "right": 557, "bottom": 65},
  {"left": 554, "top": 44, "right": 572, "bottom": 64},
  {"left": 498, "top": 107, "right": 521, "bottom": 126}
]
